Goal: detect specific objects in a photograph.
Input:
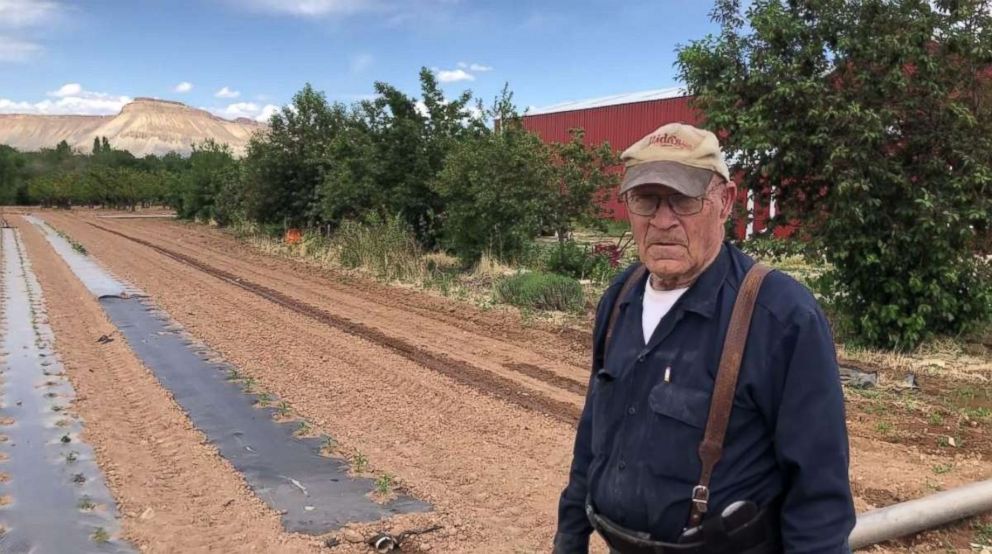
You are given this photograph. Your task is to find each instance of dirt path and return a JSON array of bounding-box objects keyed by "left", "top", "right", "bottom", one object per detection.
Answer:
[
  {"left": 40, "top": 210, "right": 992, "bottom": 552},
  {"left": 15, "top": 217, "right": 322, "bottom": 553}
]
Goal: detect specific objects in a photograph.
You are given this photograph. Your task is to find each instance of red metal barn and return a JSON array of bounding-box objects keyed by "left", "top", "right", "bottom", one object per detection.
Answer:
[{"left": 521, "top": 89, "right": 781, "bottom": 240}]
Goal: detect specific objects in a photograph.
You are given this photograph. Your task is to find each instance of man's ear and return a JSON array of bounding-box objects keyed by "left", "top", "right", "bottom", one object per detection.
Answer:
[{"left": 720, "top": 182, "right": 737, "bottom": 221}]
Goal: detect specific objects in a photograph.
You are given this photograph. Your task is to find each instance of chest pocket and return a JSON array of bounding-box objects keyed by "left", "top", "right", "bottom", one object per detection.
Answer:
[{"left": 646, "top": 382, "right": 711, "bottom": 480}]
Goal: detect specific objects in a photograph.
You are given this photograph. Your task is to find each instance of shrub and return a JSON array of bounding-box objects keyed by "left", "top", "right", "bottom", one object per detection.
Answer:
[
  {"left": 494, "top": 271, "right": 585, "bottom": 312},
  {"left": 543, "top": 240, "right": 618, "bottom": 283}
]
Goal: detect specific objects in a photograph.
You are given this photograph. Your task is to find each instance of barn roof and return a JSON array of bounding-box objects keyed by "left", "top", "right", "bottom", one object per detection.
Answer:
[{"left": 525, "top": 87, "right": 688, "bottom": 116}]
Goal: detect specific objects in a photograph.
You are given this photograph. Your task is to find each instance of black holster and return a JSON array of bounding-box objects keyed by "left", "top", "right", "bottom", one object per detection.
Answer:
[{"left": 585, "top": 500, "right": 782, "bottom": 554}]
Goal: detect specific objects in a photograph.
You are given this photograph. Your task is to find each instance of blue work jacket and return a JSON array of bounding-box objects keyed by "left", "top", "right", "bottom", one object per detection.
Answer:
[{"left": 555, "top": 242, "right": 856, "bottom": 553}]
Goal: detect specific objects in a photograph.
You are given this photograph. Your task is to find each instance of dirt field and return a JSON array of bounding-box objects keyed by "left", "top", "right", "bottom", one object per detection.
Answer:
[{"left": 6, "top": 208, "right": 991, "bottom": 552}]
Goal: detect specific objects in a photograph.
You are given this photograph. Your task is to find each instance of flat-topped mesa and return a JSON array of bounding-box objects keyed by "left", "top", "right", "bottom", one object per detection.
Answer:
[{"left": 0, "top": 98, "right": 264, "bottom": 157}]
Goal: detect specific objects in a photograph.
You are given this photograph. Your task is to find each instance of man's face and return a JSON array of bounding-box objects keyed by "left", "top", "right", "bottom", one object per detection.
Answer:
[{"left": 626, "top": 177, "right": 736, "bottom": 287}]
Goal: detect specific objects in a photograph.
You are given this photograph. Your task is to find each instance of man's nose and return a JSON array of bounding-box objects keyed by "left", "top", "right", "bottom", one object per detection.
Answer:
[{"left": 649, "top": 201, "right": 680, "bottom": 230}]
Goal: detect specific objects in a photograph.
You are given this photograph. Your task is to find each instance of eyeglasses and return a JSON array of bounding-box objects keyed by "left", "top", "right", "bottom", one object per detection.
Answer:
[{"left": 625, "top": 190, "right": 708, "bottom": 217}]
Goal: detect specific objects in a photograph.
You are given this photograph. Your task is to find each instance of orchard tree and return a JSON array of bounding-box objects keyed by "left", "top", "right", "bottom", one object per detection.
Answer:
[
  {"left": 434, "top": 87, "right": 554, "bottom": 263},
  {"left": 546, "top": 128, "right": 619, "bottom": 247},
  {"left": 242, "top": 83, "right": 346, "bottom": 228},
  {"left": 677, "top": 0, "right": 992, "bottom": 348}
]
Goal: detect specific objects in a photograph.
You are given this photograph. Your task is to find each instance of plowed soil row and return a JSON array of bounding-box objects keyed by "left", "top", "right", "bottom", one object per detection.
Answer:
[
  {"left": 14, "top": 217, "right": 322, "bottom": 553},
  {"left": 41, "top": 210, "right": 992, "bottom": 553},
  {"left": 87, "top": 220, "right": 582, "bottom": 425},
  {"left": 82, "top": 215, "right": 594, "bottom": 375},
  {"left": 42, "top": 211, "right": 591, "bottom": 552}
]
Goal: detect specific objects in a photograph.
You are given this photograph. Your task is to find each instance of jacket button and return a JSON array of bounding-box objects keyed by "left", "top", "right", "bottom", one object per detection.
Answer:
[
  {"left": 627, "top": 406, "right": 636, "bottom": 415},
  {"left": 637, "top": 354, "right": 646, "bottom": 363},
  {"left": 618, "top": 461, "right": 626, "bottom": 470}
]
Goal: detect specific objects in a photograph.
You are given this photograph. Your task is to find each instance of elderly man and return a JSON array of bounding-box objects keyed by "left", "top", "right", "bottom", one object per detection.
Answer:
[{"left": 554, "top": 123, "right": 855, "bottom": 554}]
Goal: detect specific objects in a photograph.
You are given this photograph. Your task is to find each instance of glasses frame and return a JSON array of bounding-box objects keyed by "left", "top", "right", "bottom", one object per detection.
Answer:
[{"left": 624, "top": 189, "right": 709, "bottom": 217}]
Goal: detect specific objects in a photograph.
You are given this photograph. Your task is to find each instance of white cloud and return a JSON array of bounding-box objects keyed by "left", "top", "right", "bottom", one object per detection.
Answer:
[
  {"left": 434, "top": 68, "right": 474, "bottom": 83},
  {"left": 350, "top": 53, "right": 373, "bottom": 73},
  {"left": 174, "top": 81, "right": 193, "bottom": 93},
  {"left": 236, "top": 0, "right": 380, "bottom": 17},
  {"left": 48, "top": 82, "right": 81, "bottom": 97},
  {"left": 458, "top": 61, "right": 492, "bottom": 72},
  {"left": 0, "top": 0, "right": 61, "bottom": 29},
  {"left": 0, "top": 36, "right": 42, "bottom": 62},
  {"left": 215, "top": 86, "right": 240, "bottom": 99},
  {"left": 211, "top": 102, "right": 281, "bottom": 122},
  {"left": 217, "top": 102, "right": 259, "bottom": 118},
  {"left": 256, "top": 104, "right": 280, "bottom": 122},
  {"left": 0, "top": 84, "right": 131, "bottom": 116}
]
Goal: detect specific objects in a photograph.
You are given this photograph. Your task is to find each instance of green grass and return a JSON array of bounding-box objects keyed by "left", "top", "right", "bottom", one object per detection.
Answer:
[
  {"left": 964, "top": 407, "right": 992, "bottom": 420},
  {"left": 975, "top": 521, "right": 992, "bottom": 546},
  {"left": 335, "top": 215, "right": 425, "bottom": 282},
  {"left": 932, "top": 463, "right": 953, "bottom": 475},
  {"left": 494, "top": 271, "right": 585, "bottom": 312},
  {"left": 78, "top": 496, "right": 95, "bottom": 510}
]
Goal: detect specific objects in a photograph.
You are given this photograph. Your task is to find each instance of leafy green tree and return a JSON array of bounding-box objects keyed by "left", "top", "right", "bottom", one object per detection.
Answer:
[
  {"left": 0, "top": 145, "right": 24, "bottom": 205},
  {"left": 678, "top": 0, "right": 992, "bottom": 348},
  {"left": 322, "top": 68, "right": 481, "bottom": 245},
  {"left": 174, "top": 140, "right": 241, "bottom": 225},
  {"left": 242, "top": 83, "right": 347, "bottom": 228},
  {"left": 546, "top": 128, "right": 619, "bottom": 246},
  {"left": 434, "top": 88, "right": 554, "bottom": 263},
  {"left": 54, "top": 140, "right": 72, "bottom": 159},
  {"left": 93, "top": 137, "right": 102, "bottom": 155}
]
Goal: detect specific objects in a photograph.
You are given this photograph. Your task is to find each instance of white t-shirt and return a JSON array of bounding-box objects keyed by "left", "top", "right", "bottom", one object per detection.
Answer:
[{"left": 642, "top": 276, "right": 689, "bottom": 344}]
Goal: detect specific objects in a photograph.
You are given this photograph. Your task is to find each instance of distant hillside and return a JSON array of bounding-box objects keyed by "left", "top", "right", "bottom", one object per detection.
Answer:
[{"left": 0, "top": 98, "right": 265, "bottom": 157}]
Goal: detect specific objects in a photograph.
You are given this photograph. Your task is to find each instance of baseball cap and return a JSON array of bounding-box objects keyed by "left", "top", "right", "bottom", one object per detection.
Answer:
[{"left": 619, "top": 123, "right": 731, "bottom": 197}]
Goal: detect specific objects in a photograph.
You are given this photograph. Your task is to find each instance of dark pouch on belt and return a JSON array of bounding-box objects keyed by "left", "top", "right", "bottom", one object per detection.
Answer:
[{"left": 586, "top": 501, "right": 781, "bottom": 554}]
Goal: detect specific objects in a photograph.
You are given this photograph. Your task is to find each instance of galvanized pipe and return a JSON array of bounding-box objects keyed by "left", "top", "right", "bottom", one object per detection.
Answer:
[{"left": 849, "top": 479, "right": 992, "bottom": 550}]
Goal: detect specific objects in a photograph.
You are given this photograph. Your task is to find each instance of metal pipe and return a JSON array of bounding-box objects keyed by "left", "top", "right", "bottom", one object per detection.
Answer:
[{"left": 849, "top": 479, "right": 992, "bottom": 550}]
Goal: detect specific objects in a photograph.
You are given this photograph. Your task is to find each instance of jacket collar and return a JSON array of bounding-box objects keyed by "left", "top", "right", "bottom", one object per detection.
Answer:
[{"left": 618, "top": 243, "right": 731, "bottom": 319}]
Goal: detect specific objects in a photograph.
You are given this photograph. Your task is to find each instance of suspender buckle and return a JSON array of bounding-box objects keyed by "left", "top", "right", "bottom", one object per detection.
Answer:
[{"left": 691, "top": 485, "right": 710, "bottom": 513}]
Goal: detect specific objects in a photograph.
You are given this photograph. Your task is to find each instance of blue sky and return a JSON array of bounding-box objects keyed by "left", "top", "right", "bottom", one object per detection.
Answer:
[{"left": 0, "top": 0, "right": 720, "bottom": 121}]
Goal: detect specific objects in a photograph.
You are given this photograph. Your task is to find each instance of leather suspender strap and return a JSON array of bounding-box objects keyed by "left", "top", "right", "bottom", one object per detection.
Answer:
[
  {"left": 687, "top": 263, "right": 772, "bottom": 529},
  {"left": 603, "top": 264, "right": 648, "bottom": 361}
]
